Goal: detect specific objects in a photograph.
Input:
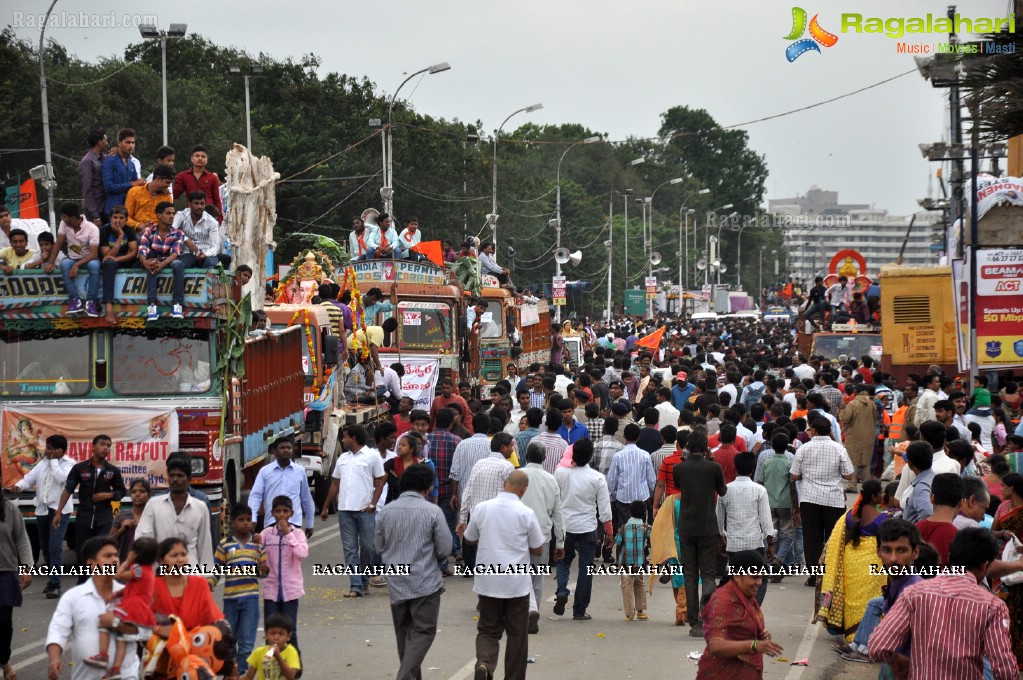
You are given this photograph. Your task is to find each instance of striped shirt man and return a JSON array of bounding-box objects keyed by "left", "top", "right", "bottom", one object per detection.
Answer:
[
  {"left": 374, "top": 490, "right": 452, "bottom": 604},
  {"left": 868, "top": 574, "right": 1016, "bottom": 680},
  {"left": 449, "top": 434, "right": 493, "bottom": 495},
  {"left": 535, "top": 431, "right": 568, "bottom": 476},
  {"left": 208, "top": 534, "right": 267, "bottom": 598},
  {"left": 607, "top": 444, "right": 656, "bottom": 504}
]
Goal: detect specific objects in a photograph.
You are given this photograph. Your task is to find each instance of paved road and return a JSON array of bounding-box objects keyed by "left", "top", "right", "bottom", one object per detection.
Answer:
[{"left": 11, "top": 524, "right": 878, "bottom": 679}]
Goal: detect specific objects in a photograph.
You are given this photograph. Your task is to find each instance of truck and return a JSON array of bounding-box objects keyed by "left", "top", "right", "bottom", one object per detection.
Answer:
[
  {"left": 796, "top": 323, "right": 883, "bottom": 367},
  {"left": 0, "top": 268, "right": 307, "bottom": 558},
  {"left": 352, "top": 258, "right": 466, "bottom": 410},
  {"left": 476, "top": 277, "right": 551, "bottom": 388},
  {"left": 878, "top": 264, "right": 961, "bottom": 382}
]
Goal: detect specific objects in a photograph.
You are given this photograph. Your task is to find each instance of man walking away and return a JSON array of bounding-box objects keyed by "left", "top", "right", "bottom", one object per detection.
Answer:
[
  {"left": 463, "top": 471, "right": 544, "bottom": 680},
  {"left": 375, "top": 464, "right": 452, "bottom": 680}
]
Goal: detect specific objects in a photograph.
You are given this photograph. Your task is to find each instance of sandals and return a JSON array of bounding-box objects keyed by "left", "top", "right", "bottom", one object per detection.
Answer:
[
  {"left": 344, "top": 590, "right": 364, "bottom": 598},
  {"left": 3, "top": 665, "right": 16, "bottom": 680}
]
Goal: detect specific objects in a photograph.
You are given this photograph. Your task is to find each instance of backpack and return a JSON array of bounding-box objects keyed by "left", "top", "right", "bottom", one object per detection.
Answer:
[{"left": 742, "top": 384, "right": 765, "bottom": 410}]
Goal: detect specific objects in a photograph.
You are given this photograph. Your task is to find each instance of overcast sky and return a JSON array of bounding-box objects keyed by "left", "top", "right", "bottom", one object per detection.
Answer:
[{"left": 7, "top": 0, "right": 1014, "bottom": 216}]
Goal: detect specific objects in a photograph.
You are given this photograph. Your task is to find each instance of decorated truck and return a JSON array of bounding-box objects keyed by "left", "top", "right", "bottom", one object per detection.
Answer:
[
  {"left": 352, "top": 258, "right": 466, "bottom": 410},
  {"left": 0, "top": 268, "right": 307, "bottom": 556},
  {"left": 476, "top": 275, "right": 551, "bottom": 387}
]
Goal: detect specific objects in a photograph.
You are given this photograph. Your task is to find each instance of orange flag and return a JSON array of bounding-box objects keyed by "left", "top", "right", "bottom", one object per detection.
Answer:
[
  {"left": 782, "top": 282, "right": 793, "bottom": 299},
  {"left": 635, "top": 326, "right": 665, "bottom": 350},
  {"left": 18, "top": 179, "right": 39, "bottom": 219},
  {"left": 411, "top": 240, "right": 445, "bottom": 267}
]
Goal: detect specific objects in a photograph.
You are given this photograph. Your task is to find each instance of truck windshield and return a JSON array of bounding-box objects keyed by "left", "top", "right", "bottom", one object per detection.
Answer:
[
  {"left": 0, "top": 330, "right": 91, "bottom": 397},
  {"left": 480, "top": 301, "right": 504, "bottom": 339},
  {"left": 811, "top": 334, "right": 882, "bottom": 363},
  {"left": 112, "top": 330, "right": 213, "bottom": 395},
  {"left": 397, "top": 302, "right": 452, "bottom": 350}
]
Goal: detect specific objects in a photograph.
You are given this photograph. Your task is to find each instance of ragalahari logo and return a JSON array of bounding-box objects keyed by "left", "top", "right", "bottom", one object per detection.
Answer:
[{"left": 785, "top": 7, "right": 839, "bottom": 62}]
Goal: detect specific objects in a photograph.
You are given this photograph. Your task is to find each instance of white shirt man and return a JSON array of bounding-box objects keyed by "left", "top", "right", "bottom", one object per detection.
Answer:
[
  {"left": 46, "top": 540, "right": 143, "bottom": 680},
  {"left": 374, "top": 365, "right": 405, "bottom": 400},
  {"left": 792, "top": 360, "right": 816, "bottom": 383},
  {"left": 0, "top": 215, "right": 51, "bottom": 252},
  {"left": 654, "top": 399, "right": 681, "bottom": 431},
  {"left": 136, "top": 491, "right": 215, "bottom": 567},
  {"left": 332, "top": 444, "right": 387, "bottom": 511},
  {"left": 914, "top": 383, "right": 940, "bottom": 426},
  {"left": 172, "top": 205, "right": 221, "bottom": 258},
  {"left": 11, "top": 449, "right": 75, "bottom": 517},
  {"left": 895, "top": 448, "right": 961, "bottom": 505},
  {"left": 555, "top": 461, "right": 613, "bottom": 536},
  {"left": 464, "top": 481, "right": 545, "bottom": 600},
  {"left": 397, "top": 223, "right": 421, "bottom": 257}
]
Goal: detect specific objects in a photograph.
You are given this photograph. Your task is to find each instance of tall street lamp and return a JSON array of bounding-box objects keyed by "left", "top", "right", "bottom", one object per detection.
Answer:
[
  {"left": 37, "top": 0, "right": 58, "bottom": 229},
  {"left": 490, "top": 103, "right": 542, "bottom": 245},
  {"left": 677, "top": 188, "right": 710, "bottom": 295},
  {"left": 553, "top": 135, "right": 600, "bottom": 323},
  {"left": 383, "top": 62, "right": 451, "bottom": 215},
  {"left": 647, "top": 178, "right": 683, "bottom": 319},
  {"left": 705, "top": 204, "right": 733, "bottom": 285},
  {"left": 227, "top": 64, "right": 264, "bottom": 152},
  {"left": 139, "top": 23, "right": 188, "bottom": 146},
  {"left": 758, "top": 245, "right": 767, "bottom": 307},
  {"left": 608, "top": 157, "right": 644, "bottom": 321}
]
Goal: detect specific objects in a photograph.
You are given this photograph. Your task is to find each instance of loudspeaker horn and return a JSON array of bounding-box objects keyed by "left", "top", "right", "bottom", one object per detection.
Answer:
[
  {"left": 649, "top": 251, "right": 662, "bottom": 266},
  {"left": 718, "top": 262, "right": 728, "bottom": 273},
  {"left": 696, "top": 258, "right": 708, "bottom": 271},
  {"left": 554, "top": 248, "right": 571, "bottom": 264},
  {"left": 568, "top": 250, "right": 583, "bottom": 266}
]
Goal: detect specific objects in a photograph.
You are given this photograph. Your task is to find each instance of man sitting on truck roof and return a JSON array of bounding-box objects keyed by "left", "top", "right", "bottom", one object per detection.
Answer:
[
  {"left": 349, "top": 215, "right": 377, "bottom": 261},
  {"left": 479, "top": 242, "right": 511, "bottom": 286},
  {"left": 345, "top": 351, "right": 378, "bottom": 404},
  {"left": 137, "top": 201, "right": 186, "bottom": 321},
  {"left": 397, "top": 216, "right": 422, "bottom": 260}
]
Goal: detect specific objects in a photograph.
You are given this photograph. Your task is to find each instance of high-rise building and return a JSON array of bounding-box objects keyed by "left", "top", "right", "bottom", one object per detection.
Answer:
[{"left": 770, "top": 187, "right": 940, "bottom": 281}]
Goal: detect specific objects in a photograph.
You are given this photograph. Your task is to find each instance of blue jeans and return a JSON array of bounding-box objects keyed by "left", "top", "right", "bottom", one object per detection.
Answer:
[
  {"left": 224, "top": 596, "right": 260, "bottom": 673},
  {"left": 37, "top": 510, "right": 70, "bottom": 589},
  {"left": 556, "top": 530, "right": 598, "bottom": 617},
  {"left": 145, "top": 259, "right": 185, "bottom": 305},
  {"left": 178, "top": 253, "right": 220, "bottom": 269},
  {"left": 772, "top": 508, "right": 796, "bottom": 567},
  {"left": 263, "top": 599, "right": 300, "bottom": 653},
  {"left": 60, "top": 257, "right": 100, "bottom": 302},
  {"left": 338, "top": 511, "right": 376, "bottom": 593},
  {"left": 100, "top": 258, "right": 135, "bottom": 304},
  {"left": 805, "top": 301, "right": 827, "bottom": 325},
  {"left": 852, "top": 595, "right": 883, "bottom": 652}
]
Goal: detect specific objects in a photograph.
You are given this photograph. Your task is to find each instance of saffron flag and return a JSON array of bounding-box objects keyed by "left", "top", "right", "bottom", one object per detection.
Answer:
[
  {"left": 635, "top": 326, "right": 665, "bottom": 350},
  {"left": 411, "top": 240, "right": 445, "bottom": 268},
  {"left": 16, "top": 177, "right": 39, "bottom": 217}
]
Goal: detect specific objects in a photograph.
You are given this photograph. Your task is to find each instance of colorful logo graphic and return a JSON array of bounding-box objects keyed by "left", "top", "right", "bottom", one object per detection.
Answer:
[
  {"left": 785, "top": 7, "right": 839, "bottom": 62},
  {"left": 986, "top": 340, "right": 1002, "bottom": 358},
  {"left": 1014, "top": 339, "right": 1023, "bottom": 358}
]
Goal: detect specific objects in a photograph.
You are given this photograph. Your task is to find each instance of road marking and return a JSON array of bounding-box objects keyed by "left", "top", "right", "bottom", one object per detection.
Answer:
[
  {"left": 13, "top": 651, "right": 49, "bottom": 673},
  {"left": 9, "top": 636, "right": 47, "bottom": 660},
  {"left": 783, "top": 618, "right": 822, "bottom": 680},
  {"left": 446, "top": 657, "right": 479, "bottom": 680}
]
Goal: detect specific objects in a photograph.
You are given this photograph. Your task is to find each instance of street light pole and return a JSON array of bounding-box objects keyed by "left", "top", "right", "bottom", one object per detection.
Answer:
[
  {"left": 705, "top": 204, "right": 733, "bottom": 286},
  {"left": 38, "top": 0, "right": 58, "bottom": 229},
  {"left": 758, "top": 245, "right": 767, "bottom": 307},
  {"left": 553, "top": 135, "right": 600, "bottom": 324},
  {"left": 607, "top": 157, "right": 644, "bottom": 322},
  {"left": 228, "top": 65, "right": 264, "bottom": 152},
  {"left": 384, "top": 62, "right": 451, "bottom": 215},
  {"left": 139, "top": 23, "right": 188, "bottom": 146},
  {"left": 673, "top": 187, "right": 710, "bottom": 301},
  {"left": 490, "top": 103, "right": 542, "bottom": 245}
]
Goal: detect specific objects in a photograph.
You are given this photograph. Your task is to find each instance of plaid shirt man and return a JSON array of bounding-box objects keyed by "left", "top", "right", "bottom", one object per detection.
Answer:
[
  {"left": 591, "top": 435, "right": 622, "bottom": 476},
  {"left": 812, "top": 384, "right": 845, "bottom": 416},
  {"left": 457, "top": 452, "right": 514, "bottom": 524},
  {"left": 449, "top": 433, "right": 493, "bottom": 497},
  {"left": 138, "top": 224, "right": 185, "bottom": 260},
  {"left": 529, "top": 387, "right": 546, "bottom": 410},
  {"left": 585, "top": 416, "right": 605, "bottom": 441},
  {"left": 426, "top": 429, "right": 461, "bottom": 501}
]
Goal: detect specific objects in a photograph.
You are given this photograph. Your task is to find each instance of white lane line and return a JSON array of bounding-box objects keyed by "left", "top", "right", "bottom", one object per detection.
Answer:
[
  {"left": 13, "top": 651, "right": 49, "bottom": 673},
  {"left": 783, "top": 619, "right": 822, "bottom": 680},
  {"left": 9, "top": 636, "right": 47, "bottom": 660}
]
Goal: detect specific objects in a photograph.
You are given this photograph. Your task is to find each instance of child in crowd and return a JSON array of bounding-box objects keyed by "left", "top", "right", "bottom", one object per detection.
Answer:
[
  {"left": 211, "top": 503, "right": 268, "bottom": 676},
  {"left": 0, "top": 228, "right": 36, "bottom": 273},
  {"left": 261, "top": 496, "right": 308, "bottom": 653},
  {"left": 85, "top": 536, "right": 159, "bottom": 680},
  {"left": 25, "top": 230, "right": 65, "bottom": 268},
  {"left": 616, "top": 500, "right": 650, "bottom": 621},
  {"left": 243, "top": 613, "right": 300, "bottom": 680},
  {"left": 394, "top": 396, "right": 415, "bottom": 438}
]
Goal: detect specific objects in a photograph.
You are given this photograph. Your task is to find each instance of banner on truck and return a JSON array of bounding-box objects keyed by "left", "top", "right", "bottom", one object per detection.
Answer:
[
  {"left": 1, "top": 404, "right": 179, "bottom": 488},
  {"left": 400, "top": 358, "right": 441, "bottom": 410}
]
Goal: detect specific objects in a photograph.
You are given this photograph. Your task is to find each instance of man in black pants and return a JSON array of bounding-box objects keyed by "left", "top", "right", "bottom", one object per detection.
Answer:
[
  {"left": 56, "top": 434, "right": 126, "bottom": 583},
  {"left": 672, "top": 431, "right": 727, "bottom": 637},
  {"left": 790, "top": 417, "right": 854, "bottom": 585}
]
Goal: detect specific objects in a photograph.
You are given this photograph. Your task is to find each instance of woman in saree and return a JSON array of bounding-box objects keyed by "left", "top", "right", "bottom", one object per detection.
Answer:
[
  {"left": 992, "top": 472, "right": 1023, "bottom": 668},
  {"left": 816, "top": 479, "right": 888, "bottom": 641},
  {"left": 650, "top": 490, "right": 687, "bottom": 626},
  {"left": 696, "top": 550, "right": 784, "bottom": 679}
]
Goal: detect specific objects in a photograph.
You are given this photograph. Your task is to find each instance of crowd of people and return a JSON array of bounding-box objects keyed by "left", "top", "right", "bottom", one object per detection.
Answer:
[
  {"left": 6, "top": 249, "right": 1023, "bottom": 679},
  {"left": 0, "top": 128, "right": 250, "bottom": 324}
]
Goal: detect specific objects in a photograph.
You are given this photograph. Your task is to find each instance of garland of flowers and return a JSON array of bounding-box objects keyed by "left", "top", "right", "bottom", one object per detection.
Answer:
[
  {"left": 341, "top": 267, "right": 370, "bottom": 364},
  {"left": 288, "top": 307, "right": 318, "bottom": 390}
]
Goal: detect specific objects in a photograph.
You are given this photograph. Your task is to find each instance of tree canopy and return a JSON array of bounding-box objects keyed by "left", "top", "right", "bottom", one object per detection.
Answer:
[{"left": 0, "top": 30, "right": 778, "bottom": 313}]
